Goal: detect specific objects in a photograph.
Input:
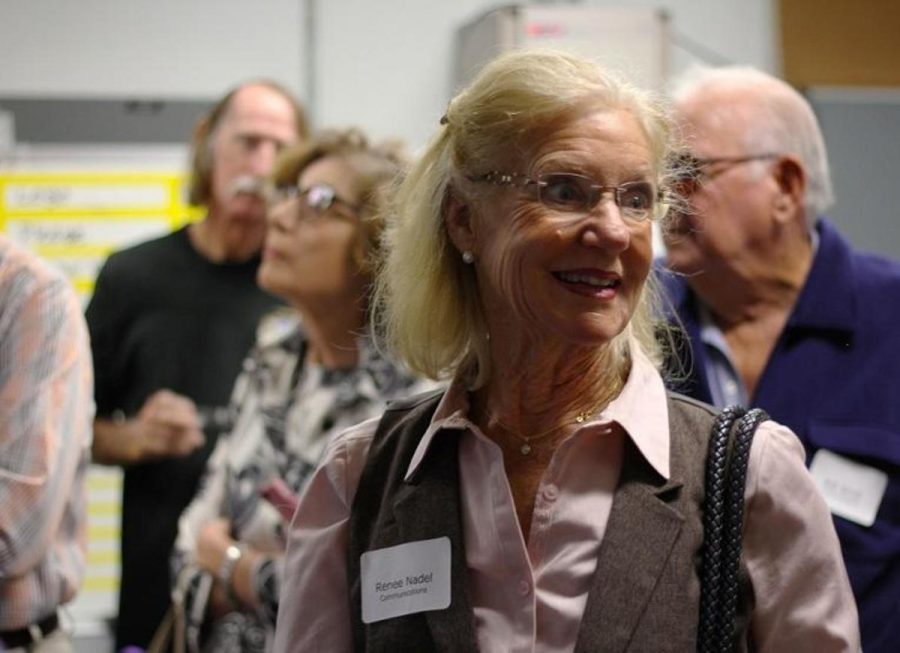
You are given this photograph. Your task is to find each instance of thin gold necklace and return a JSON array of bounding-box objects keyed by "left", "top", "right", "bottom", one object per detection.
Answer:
[{"left": 490, "top": 399, "right": 608, "bottom": 455}]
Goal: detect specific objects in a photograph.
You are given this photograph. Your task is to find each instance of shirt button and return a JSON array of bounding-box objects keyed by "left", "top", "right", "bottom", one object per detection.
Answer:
[
  {"left": 543, "top": 484, "right": 559, "bottom": 501},
  {"left": 518, "top": 580, "right": 531, "bottom": 596}
]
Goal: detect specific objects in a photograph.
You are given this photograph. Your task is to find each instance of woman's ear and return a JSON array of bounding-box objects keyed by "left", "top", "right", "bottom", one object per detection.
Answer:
[{"left": 444, "top": 190, "right": 477, "bottom": 256}]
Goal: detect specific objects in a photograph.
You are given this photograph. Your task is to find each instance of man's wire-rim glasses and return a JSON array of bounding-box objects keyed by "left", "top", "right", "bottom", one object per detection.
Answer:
[
  {"left": 670, "top": 153, "right": 780, "bottom": 191},
  {"left": 466, "top": 171, "right": 664, "bottom": 223}
]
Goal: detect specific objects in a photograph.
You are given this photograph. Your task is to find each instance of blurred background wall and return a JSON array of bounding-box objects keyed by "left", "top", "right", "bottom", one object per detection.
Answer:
[{"left": 2, "top": 0, "right": 896, "bottom": 255}]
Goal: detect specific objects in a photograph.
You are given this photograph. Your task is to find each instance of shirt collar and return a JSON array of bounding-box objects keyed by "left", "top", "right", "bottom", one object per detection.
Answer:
[
  {"left": 787, "top": 218, "right": 857, "bottom": 333},
  {"left": 404, "top": 381, "right": 471, "bottom": 481},
  {"left": 404, "top": 345, "right": 671, "bottom": 482},
  {"left": 599, "top": 347, "right": 670, "bottom": 479}
]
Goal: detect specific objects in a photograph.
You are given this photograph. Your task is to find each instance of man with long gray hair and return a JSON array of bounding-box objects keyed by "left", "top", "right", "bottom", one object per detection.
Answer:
[{"left": 86, "top": 80, "right": 307, "bottom": 651}]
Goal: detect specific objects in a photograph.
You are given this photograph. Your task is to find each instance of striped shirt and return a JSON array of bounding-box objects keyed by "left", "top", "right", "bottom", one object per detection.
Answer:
[{"left": 0, "top": 235, "right": 94, "bottom": 630}]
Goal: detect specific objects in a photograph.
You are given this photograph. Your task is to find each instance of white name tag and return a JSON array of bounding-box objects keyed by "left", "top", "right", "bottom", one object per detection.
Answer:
[
  {"left": 361, "top": 536, "right": 452, "bottom": 624},
  {"left": 810, "top": 449, "right": 888, "bottom": 527}
]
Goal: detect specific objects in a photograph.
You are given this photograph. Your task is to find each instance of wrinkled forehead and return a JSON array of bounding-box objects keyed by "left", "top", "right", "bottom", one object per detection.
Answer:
[{"left": 480, "top": 106, "right": 655, "bottom": 174}]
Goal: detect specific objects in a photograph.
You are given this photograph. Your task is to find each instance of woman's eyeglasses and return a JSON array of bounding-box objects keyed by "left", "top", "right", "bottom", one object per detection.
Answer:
[
  {"left": 467, "top": 171, "right": 664, "bottom": 222},
  {"left": 267, "top": 182, "right": 360, "bottom": 219}
]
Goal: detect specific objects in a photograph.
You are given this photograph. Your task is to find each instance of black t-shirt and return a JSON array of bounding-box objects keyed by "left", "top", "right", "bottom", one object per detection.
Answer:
[{"left": 85, "top": 226, "right": 281, "bottom": 650}]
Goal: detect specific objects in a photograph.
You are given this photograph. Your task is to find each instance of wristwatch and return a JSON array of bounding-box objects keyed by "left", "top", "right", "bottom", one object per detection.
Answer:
[{"left": 217, "top": 543, "right": 244, "bottom": 592}]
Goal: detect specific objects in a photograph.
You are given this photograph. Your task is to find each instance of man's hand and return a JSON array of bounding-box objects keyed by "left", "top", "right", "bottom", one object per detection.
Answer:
[
  {"left": 91, "top": 389, "right": 205, "bottom": 465},
  {"left": 133, "top": 389, "right": 205, "bottom": 459}
]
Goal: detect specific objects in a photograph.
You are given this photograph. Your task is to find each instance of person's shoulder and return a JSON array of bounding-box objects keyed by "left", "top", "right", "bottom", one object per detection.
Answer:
[
  {"left": 667, "top": 392, "right": 717, "bottom": 417},
  {"left": 232, "top": 309, "right": 302, "bottom": 387},
  {"left": 255, "top": 307, "right": 301, "bottom": 350},
  {"left": 819, "top": 218, "right": 900, "bottom": 290},
  {"left": 92, "top": 229, "right": 197, "bottom": 303},
  {"left": 0, "top": 237, "right": 71, "bottom": 303},
  {"left": 843, "top": 244, "right": 900, "bottom": 329},
  {"left": 355, "top": 335, "right": 440, "bottom": 398},
  {"left": 746, "top": 417, "right": 808, "bottom": 489},
  {"left": 850, "top": 247, "right": 900, "bottom": 289},
  {"left": 0, "top": 238, "right": 81, "bottom": 338},
  {"left": 384, "top": 387, "right": 445, "bottom": 412},
  {"left": 320, "top": 414, "right": 383, "bottom": 465},
  {"left": 101, "top": 228, "right": 189, "bottom": 273},
  {"left": 666, "top": 391, "right": 719, "bottom": 447}
]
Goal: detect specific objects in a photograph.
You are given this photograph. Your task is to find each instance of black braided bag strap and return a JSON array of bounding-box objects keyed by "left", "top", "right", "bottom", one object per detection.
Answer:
[
  {"left": 698, "top": 405, "right": 745, "bottom": 653},
  {"left": 698, "top": 406, "right": 769, "bottom": 653}
]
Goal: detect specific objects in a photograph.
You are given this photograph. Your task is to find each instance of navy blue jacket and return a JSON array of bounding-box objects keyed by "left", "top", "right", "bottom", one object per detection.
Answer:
[{"left": 660, "top": 218, "right": 900, "bottom": 652}]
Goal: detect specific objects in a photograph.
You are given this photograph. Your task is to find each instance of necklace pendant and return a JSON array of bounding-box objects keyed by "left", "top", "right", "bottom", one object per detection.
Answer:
[{"left": 520, "top": 443, "right": 532, "bottom": 455}]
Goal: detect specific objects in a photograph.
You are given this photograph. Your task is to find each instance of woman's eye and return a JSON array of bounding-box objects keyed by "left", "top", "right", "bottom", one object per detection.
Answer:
[
  {"left": 541, "top": 176, "right": 588, "bottom": 208},
  {"left": 620, "top": 184, "right": 653, "bottom": 211}
]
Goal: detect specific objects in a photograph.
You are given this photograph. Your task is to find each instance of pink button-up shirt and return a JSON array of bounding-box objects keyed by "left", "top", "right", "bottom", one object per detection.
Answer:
[{"left": 275, "top": 351, "right": 859, "bottom": 652}]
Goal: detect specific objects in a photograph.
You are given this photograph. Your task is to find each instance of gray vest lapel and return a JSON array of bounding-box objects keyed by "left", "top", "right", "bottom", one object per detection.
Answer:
[
  {"left": 392, "top": 433, "right": 480, "bottom": 653},
  {"left": 575, "top": 439, "right": 685, "bottom": 653}
]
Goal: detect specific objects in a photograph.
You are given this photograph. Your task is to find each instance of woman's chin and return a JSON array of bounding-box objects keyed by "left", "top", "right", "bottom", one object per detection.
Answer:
[
  {"left": 531, "top": 319, "right": 627, "bottom": 351},
  {"left": 257, "top": 269, "right": 288, "bottom": 300}
]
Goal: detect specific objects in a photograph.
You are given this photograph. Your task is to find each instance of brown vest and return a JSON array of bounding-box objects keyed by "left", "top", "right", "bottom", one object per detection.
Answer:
[{"left": 347, "top": 391, "right": 752, "bottom": 652}]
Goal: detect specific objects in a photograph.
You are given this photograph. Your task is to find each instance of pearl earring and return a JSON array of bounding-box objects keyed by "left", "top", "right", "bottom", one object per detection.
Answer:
[{"left": 462, "top": 250, "right": 475, "bottom": 264}]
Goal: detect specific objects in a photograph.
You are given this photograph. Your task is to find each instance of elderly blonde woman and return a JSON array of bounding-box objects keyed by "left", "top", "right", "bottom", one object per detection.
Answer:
[
  {"left": 274, "top": 52, "right": 859, "bottom": 652},
  {"left": 171, "top": 128, "right": 427, "bottom": 653}
]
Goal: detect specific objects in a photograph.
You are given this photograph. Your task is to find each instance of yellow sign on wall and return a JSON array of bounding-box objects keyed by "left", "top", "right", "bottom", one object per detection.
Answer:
[{"left": 1, "top": 171, "right": 202, "bottom": 299}]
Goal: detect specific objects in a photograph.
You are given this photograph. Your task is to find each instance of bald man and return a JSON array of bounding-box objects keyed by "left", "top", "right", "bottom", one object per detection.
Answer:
[
  {"left": 86, "top": 81, "right": 307, "bottom": 650},
  {"left": 660, "top": 66, "right": 899, "bottom": 652}
]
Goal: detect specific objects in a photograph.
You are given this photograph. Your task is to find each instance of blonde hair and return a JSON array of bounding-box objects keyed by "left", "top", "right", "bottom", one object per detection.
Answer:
[
  {"left": 271, "top": 127, "right": 407, "bottom": 276},
  {"left": 375, "top": 49, "right": 676, "bottom": 386}
]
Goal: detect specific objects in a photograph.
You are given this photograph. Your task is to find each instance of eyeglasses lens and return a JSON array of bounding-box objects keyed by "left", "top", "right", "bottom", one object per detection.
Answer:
[
  {"left": 305, "top": 185, "right": 336, "bottom": 212},
  {"left": 538, "top": 173, "right": 656, "bottom": 221},
  {"left": 539, "top": 174, "right": 593, "bottom": 211}
]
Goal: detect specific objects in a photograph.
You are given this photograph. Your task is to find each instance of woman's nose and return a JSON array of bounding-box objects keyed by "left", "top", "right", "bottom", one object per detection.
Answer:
[
  {"left": 578, "top": 199, "right": 631, "bottom": 251},
  {"left": 267, "top": 201, "right": 296, "bottom": 231}
]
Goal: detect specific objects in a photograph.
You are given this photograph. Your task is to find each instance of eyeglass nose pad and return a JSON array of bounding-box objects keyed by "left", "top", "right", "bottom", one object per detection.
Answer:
[{"left": 586, "top": 188, "right": 619, "bottom": 216}]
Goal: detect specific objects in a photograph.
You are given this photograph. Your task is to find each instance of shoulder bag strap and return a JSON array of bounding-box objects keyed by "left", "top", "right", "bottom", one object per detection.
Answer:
[{"left": 698, "top": 406, "right": 769, "bottom": 653}]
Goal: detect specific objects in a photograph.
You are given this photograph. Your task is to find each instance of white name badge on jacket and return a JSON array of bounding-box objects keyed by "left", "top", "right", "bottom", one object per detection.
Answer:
[
  {"left": 361, "top": 536, "right": 451, "bottom": 624},
  {"left": 810, "top": 449, "right": 888, "bottom": 527}
]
